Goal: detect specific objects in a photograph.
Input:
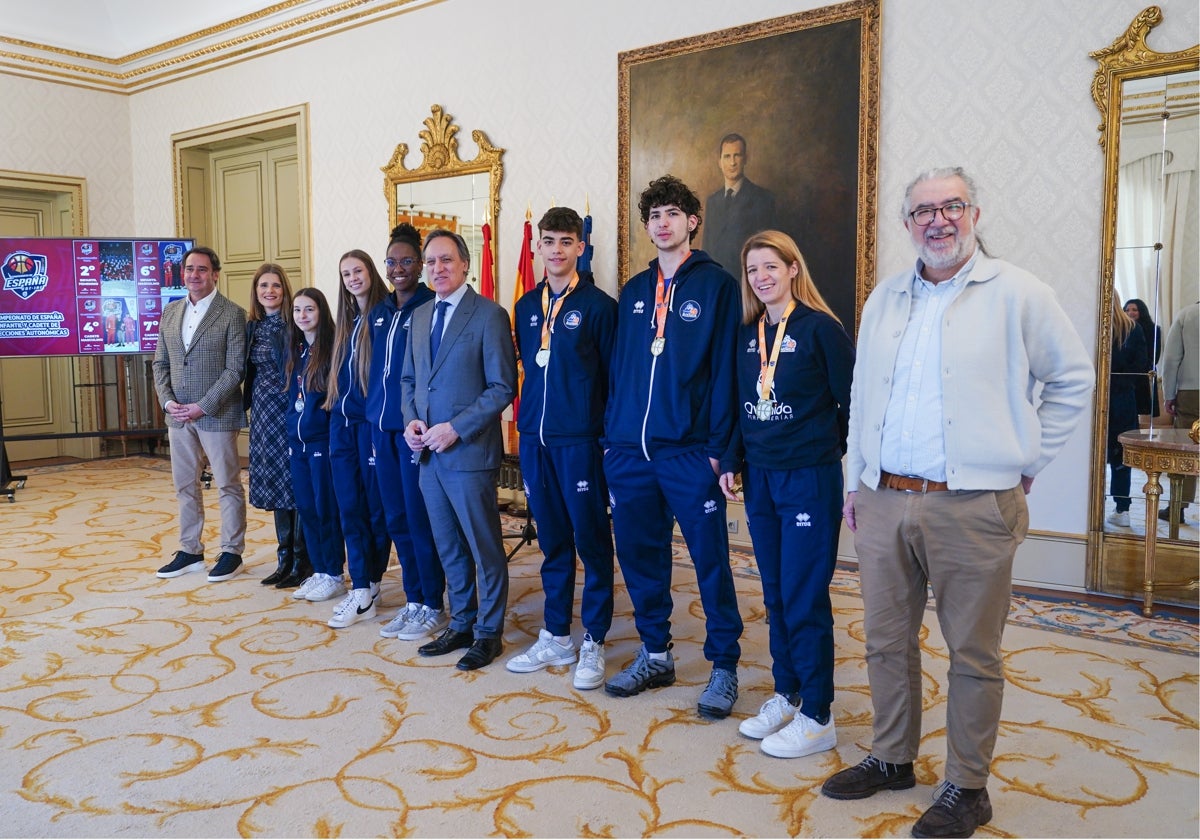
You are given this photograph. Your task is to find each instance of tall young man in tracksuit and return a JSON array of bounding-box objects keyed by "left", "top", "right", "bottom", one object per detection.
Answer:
[
  {"left": 368, "top": 224, "right": 448, "bottom": 643},
  {"left": 602, "top": 175, "right": 744, "bottom": 719},
  {"left": 506, "top": 207, "right": 617, "bottom": 690}
]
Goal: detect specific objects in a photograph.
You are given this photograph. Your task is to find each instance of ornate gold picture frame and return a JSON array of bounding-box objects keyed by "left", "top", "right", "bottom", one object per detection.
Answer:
[{"left": 617, "top": 0, "right": 880, "bottom": 336}]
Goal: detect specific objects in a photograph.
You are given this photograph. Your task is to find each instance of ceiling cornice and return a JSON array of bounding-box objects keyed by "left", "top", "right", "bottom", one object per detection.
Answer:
[{"left": 0, "top": 0, "right": 438, "bottom": 95}]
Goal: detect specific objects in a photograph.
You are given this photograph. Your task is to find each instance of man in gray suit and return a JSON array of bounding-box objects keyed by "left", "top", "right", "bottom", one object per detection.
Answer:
[
  {"left": 401, "top": 229, "right": 517, "bottom": 671},
  {"left": 152, "top": 246, "right": 248, "bottom": 582}
]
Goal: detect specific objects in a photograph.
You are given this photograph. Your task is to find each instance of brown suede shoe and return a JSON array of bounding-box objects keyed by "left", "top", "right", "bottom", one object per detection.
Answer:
[{"left": 912, "top": 783, "right": 991, "bottom": 838}]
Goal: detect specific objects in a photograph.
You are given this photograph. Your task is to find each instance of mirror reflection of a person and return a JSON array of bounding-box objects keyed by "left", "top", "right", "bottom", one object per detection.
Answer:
[{"left": 703, "top": 133, "right": 777, "bottom": 274}]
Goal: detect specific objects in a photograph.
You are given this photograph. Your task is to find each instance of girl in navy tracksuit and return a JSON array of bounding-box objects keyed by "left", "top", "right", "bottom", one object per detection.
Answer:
[
  {"left": 286, "top": 288, "right": 346, "bottom": 601},
  {"left": 325, "top": 250, "right": 391, "bottom": 629},
  {"left": 368, "top": 224, "right": 447, "bottom": 641},
  {"left": 718, "top": 230, "right": 854, "bottom": 760}
]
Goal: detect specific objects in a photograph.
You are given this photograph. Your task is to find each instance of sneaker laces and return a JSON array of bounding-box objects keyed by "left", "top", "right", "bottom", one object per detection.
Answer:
[
  {"left": 704, "top": 668, "right": 738, "bottom": 702},
  {"left": 578, "top": 638, "right": 602, "bottom": 670},
  {"left": 331, "top": 591, "right": 357, "bottom": 618}
]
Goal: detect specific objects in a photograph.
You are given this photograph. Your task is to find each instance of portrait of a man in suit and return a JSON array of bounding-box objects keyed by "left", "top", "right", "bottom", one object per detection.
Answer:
[
  {"left": 702, "top": 133, "right": 778, "bottom": 275},
  {"left": 401, "top": 229, "right": 517, "bottom": 672}
]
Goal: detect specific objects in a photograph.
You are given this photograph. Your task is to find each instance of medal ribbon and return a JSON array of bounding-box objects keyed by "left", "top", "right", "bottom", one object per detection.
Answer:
[
  {"left": 539, "top": 273, "right": 578, "bottom": 353},
  {"left": 652, "top": 251, "right": 689, "bottom": 349},
  {"left": 757, "top": 300, "right": 796, "bottom": 401}
]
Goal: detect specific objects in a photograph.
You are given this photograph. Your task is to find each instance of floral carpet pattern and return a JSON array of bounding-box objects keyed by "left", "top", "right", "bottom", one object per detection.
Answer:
[{"left": 0, "top": 458, "right": 1196, "bottom": 838}]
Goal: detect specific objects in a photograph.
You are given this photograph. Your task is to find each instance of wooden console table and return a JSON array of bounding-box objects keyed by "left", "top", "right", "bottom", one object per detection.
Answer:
[{"left": 1118, "top": 428, "right": 1199, "bottom": 616}]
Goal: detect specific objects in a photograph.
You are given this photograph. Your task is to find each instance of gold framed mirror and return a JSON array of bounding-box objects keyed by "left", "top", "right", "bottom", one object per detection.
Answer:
[
  {"left": 1088, "top": 6, "right": 1199, "bottom": 605},
  {"left": 381, "top": 105, "right": 504, "bottom": 298}
]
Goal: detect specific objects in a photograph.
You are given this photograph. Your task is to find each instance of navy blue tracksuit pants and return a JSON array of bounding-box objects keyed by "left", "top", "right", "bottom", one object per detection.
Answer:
[
  {"left": 373, "top": 426, "right": 445, "bottom": 608},
  {"left": 330, "top": 418, "right": 389, "bottom": 590},
  {"left": 604, "top": 448, "right": 743, "bottom": 670},
  {"left": 289, "top": 442, "right": 345, "bottom": 577},
  {"left": 519, "top": 437, "right": 614, "bottom": 642},
  {"left": 742, "top": 461, "right": 842, "bottom": 719}
]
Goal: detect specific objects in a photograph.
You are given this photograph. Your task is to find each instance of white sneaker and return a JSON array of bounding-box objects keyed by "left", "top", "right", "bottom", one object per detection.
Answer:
[
  {"left": 739, "top": 693, "right": 799, "bottom": 740},
  {"left": 291, "top": 574, "right": 319, "bottom": 600},
  {"left": 395, "top": 605, "right": 450, "bottom": 641},
  {"left": 1106, "top": 511, "right": 1131, "bottom": 527},
  {"left": 379, "top": 603, "right": 421, "bottom": 638},
  {"left": 761, "top": 713, "right": 836, "bottom": 758},
  {"left": 506, "top": 628, "right": 576, "bottom": 673},
  {"left": 573, "top": 635, "right": 606, "bottom": 690},
  {"left": 305, "top": 574, "right": 346, "bottom": 603},
  {"left": 328, "top": 588, "right": 376, "bottom": 628},
  {"left": 369, "top": 581, "right": 381, "bottom": 602}
]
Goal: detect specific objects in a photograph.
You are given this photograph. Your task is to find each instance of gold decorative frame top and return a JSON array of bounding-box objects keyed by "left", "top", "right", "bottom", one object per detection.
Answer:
[
  {"left": 381, "top": 104, "right": 504, "bottom": 292},
  {"left": 1089, "top": 5, "right": 1200, "bottom": 149}
]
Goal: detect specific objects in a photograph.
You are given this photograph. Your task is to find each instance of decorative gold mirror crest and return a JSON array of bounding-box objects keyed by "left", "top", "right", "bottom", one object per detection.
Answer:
[{"left": 381, "top": 105, "right": 504, "bottom": 297}]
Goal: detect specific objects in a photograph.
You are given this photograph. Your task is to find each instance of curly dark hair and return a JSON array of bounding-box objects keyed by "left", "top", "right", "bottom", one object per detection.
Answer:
[
  {"left": 389, "top": 222, "right": 422, "bottom": 253},
  {"left": 638, "top": 175, "right": 702, "bottom": 242}
]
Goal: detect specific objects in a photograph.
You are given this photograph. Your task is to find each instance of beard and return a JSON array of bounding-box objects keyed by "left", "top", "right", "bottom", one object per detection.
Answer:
[{"left": 917, "top": 225, "right": 976, "bottom": 271}]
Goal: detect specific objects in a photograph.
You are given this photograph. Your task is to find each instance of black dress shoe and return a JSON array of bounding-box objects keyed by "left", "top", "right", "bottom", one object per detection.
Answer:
[
  {"left": 456, "top": 637, "right": 503, "bottom": 671},
  {"left": 418, "top": 628, "right": 474, "bottom": 657}
]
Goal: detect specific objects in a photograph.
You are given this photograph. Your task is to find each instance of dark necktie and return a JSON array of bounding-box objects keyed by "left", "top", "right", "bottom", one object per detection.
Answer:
[
  {"left": 430, "top": 300, "right": 449, "bottom": 360},
  {"left": 725, "top": 188, "right": 734, "bottom": 202}
]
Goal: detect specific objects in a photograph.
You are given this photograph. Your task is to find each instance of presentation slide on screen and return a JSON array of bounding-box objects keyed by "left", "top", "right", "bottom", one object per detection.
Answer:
[{"left": 0, "top": 237, "right": 194, "bottom": 358}]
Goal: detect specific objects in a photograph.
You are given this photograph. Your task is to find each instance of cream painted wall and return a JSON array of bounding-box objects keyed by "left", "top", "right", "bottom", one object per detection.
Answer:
[{"left": 2, "top": 0, "right": 1198, "bottom": 586}]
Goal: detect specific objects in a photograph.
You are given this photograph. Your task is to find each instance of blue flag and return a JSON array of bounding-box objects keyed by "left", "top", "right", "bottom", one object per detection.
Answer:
[{"left": 578, "top": 213, "right": 593, "bottom": 273}]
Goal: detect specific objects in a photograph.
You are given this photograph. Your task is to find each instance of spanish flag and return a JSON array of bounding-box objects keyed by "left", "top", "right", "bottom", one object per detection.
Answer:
[{"left": 510, "top": 215, "right": 536, "bottom": 423}]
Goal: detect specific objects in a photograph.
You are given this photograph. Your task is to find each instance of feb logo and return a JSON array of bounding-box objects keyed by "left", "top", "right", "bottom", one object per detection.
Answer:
[
  {"left": 2, "top": 250, "right": 50, "bottom": 300},
  {"left": 84, "top": 298, "right": 97, "bottom": 311},
  {"left": 563, "top": 310, "right": 582, "bottom": 329},
  {"left": 80, "top": 242, "right": 94, "bottom": 255},
  {"left": 140, "top": 243, "right": 154, "bottom": 256},
  {"left": 679, "top": 300, "right": 701, "bottom": 321}
]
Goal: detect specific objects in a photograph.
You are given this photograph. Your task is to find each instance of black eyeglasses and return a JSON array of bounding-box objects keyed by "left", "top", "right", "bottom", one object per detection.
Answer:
[
  {"left": 909, "top": 201, "right": 970, "bottom": 226},
  {"left": 385, "top": 257, "right": 417, "bottom": 269}
]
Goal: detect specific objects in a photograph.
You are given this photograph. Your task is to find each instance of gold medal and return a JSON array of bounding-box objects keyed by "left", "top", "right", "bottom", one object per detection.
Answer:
[
  {"left": 650, "top": 336, "right": 665, "bottom": 356},
  {"left": 535, "top": 349, "right": 550, "bottom": 367},
  {"left": 755, "top": 398, "right": 774, "bottom": 421}
]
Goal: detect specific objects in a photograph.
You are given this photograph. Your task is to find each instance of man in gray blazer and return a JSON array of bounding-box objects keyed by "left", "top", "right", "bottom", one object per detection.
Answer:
[
  {"left": 401, "top": 229, "right": 517, "bottom": 671},
  {"left": 152, "top": 246, "right": 248, "bottom": 582}
]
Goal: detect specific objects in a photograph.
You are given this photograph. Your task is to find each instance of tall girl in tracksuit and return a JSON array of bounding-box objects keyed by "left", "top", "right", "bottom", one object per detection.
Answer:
[
  {"left": 368, "top": 224, "right": 448, "bottom": 642},
  {"left": 717, "top": 230, "right": 854, "bottom": 760},
  {"left": 286, "top": 287, "right": 346, "bottom": 602},
  {"left": 325, "top": 250, "right": 391, "bottom": 629}
]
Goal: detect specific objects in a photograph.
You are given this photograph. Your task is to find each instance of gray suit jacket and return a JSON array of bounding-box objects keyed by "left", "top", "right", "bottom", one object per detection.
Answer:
[
  {"left": 153, "top": 291, "right": 248, "bottom": 432},
  {"left": 401, "top": 286, "right": 517, "bottom": 470}
]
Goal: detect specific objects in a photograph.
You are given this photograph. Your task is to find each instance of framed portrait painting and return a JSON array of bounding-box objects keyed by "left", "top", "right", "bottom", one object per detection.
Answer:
[{"left": 618, "top": 0, "right": 880, "bottom": 337}]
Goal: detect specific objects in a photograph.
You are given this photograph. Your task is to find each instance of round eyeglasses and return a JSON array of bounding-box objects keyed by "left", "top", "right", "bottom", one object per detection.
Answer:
[
  {"left": 385, "top": 257, "right": 417, "bottom": 269},
  {"left": 909, "top": 201, "right": 971, "bottom": 226}
]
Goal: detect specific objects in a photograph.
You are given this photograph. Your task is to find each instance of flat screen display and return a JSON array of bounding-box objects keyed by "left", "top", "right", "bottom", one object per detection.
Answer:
[{"left": 0, "top": 237, "right": 194, "bottom": 357}]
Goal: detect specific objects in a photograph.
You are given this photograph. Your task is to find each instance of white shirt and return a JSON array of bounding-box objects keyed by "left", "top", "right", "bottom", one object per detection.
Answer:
[
  {"left": 432, "top": 283, "right": 470, "bottom": 343},
  {"left": 182, "top": 288, "right": 217, "bottom": 350},
  {"left": 878, "top": 253, "right": 976, "bottom": 481}
]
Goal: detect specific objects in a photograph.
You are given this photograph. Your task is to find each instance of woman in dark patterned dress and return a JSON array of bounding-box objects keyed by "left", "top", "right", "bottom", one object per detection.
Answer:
[{"left": 245, "top": 263, "right": 310, "bottom": 587}]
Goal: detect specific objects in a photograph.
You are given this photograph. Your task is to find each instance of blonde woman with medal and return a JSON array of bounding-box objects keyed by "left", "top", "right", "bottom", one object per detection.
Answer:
[
  {"left": 718, "top": 230, "right": 854, "bottom": 759},
  {"left": 508, "top": 207, "right": 616, "bottom": 689}
]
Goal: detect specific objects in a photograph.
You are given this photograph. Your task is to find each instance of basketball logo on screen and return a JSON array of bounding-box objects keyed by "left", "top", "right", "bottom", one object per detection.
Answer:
[{"left": 2, "top": 250, "right": 50, "bottom": 300}]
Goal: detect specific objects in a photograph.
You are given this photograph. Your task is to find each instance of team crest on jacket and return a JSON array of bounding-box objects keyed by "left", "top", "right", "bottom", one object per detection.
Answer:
[
  {"left": 633, "top": 300, "right": 645, "bottom": 314},
  {"left": 528, "top": 314, "right": 539, "bottom": 327},
  {"left": 563, "top": 310, "right": 582, "bottom": 329},
  {"left": 781, "top": 334, "right": 797, "bottom": 352},
  {"left": 746, "top": 338, "right": 758, "bottom": 353},
  {"left": 679, "top": 300, "right": 701, "bottom": 321}
]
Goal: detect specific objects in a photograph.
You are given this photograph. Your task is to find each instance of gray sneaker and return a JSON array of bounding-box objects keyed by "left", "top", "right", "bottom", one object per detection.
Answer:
[
  {"left": 697, "top": 667, "right": 738, "bottom": 719},
  {"left": 604, "top": 645, "right": 675, "bottom": 697}
]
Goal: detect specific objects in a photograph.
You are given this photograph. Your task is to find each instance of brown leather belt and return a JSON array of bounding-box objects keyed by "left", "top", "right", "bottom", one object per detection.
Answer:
[{"left": 880, "top": 470, "right": 950, "bottom": 493}]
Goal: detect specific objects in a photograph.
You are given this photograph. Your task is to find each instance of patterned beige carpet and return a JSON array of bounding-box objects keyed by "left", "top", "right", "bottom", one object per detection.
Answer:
[{"left": 1, "top": 458, "right": 1197, "bottom": 838}]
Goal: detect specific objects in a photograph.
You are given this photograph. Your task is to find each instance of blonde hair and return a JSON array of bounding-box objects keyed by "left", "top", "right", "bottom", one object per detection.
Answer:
[
  {"left": 737, "top": 230, "right": 840, "bottom": 326},
  {"left": 1111, "top": 294, "right": 1134, "bottom": 348}
]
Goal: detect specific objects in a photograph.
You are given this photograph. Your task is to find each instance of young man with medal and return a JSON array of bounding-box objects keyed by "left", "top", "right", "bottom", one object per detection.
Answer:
[
  {"left": 718, "top": 230, "right": 854, "bottom": 759},
  {"left": 507, "top": 207, "right": 618, "bottom": 689},
  {"left": 601, "top": 175, "right": 744, "bottom": 720}
]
